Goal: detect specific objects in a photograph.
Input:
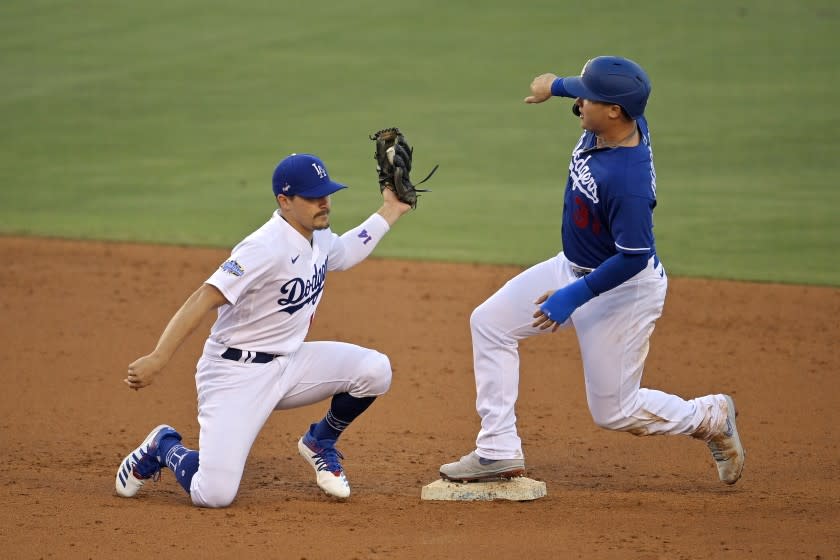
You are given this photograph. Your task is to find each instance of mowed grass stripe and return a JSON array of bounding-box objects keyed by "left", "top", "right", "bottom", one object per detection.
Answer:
[{"left": 1, "top": 1, "right": 838, "bottom": 285}]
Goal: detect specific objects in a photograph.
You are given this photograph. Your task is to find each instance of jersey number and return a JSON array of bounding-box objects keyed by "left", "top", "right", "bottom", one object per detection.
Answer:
[{"left": 573, "top": 195, "right": 602, "bottom": 235}]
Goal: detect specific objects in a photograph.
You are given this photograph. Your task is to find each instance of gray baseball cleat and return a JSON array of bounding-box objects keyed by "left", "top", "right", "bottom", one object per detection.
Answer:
[
  {"left": 439, "top": 451, "right": 525, "bottom": 482},
  {"left": 707, "top": 395, "right": 746, "bottom": 485}
]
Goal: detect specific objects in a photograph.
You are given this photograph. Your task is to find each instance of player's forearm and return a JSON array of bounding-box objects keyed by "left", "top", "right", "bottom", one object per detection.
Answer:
[
  {"left": 584, "top": 252, "right": 649, "bottom": 295},
  {"left": 149, "top": 284, "right": 226, "bottom": 363},
  {"left": 332, "top": 213, "right": 391, "bottom": 270},
  {"left": 376, "top": 199, "right": 410, "bottom": 226}
]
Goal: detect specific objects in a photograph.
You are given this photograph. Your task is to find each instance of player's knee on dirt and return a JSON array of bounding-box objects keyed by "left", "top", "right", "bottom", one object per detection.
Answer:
[
  {"left": 191, "top": 485, "right": 238, "bottom": 509},
  {"left": 190, "top": 470, "right": 242, "bottom": 508},
  {"left": 350, "top": 351, "right": 392, "bottom": 397}
]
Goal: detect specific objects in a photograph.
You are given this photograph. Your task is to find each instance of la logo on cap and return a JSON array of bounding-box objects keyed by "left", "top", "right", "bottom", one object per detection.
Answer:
[
  {"left": 272, "top": 153, "right": 348, "bottom": 199},
  {"left": 312, "top": 163, "right": 327, "bottom": 179}
]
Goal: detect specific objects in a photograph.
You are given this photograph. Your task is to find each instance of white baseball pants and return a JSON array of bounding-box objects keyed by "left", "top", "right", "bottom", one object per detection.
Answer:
[{"left": 189, "top": 340, "right": 391, "bottom": 508}]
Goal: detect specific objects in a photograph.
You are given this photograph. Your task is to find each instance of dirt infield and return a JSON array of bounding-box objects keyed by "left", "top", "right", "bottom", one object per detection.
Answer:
[{"left": 1, "top": 236, "right": 838, "bottom": 559}]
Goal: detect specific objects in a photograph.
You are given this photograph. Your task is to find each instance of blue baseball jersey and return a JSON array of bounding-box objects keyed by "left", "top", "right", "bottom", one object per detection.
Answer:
[{"left": 561, "top": 117, "right": 657, "bottom": 269}]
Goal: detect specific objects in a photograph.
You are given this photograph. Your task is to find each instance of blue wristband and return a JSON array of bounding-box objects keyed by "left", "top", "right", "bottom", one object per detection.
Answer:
[{"left": 540, "top": 277, "right": 596, "bottom": 323}]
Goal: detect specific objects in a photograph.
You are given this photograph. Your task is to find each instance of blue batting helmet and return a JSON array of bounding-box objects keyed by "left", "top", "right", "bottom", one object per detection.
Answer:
[{"left": 559, "top": 56, "right": 651, "bottom": 119}]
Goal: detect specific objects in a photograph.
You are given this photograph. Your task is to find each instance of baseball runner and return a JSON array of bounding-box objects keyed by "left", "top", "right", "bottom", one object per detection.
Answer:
[
  {"left": 439, "top": 56, "right": 746, "bottom": 485},
  {"left": 115, "top": 149, "right": 415, "bottom": 507}
]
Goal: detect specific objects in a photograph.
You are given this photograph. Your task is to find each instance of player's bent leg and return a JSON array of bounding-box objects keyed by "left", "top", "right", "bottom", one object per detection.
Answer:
[
  {"left": 584, "top": 379, "right": 745, "bottom": 484},
  {"left": 275, "top": 342, "right": 392, "bottom": 498},
  {"left": 577, "top": 320, "right": 705, "bottom": 437},
  {"left": 573, "top": 268, "right": 744, "bottom": 483},
  {"left": 586, "top": 387, "right": 702, "bottom": 435},
  {"left": 277, "top": 344, "right": 392, "bottom": 409},
  {"left": 189, "top": 350, "right": 289, "bottom": 507},
  {"left": 690, "top": 394, "right": 746, "bottom": 485},
  {"left": 572, "top": 263, "right": 690, "bottom": 435},
  {"left": 595, "top": 392, "right": 745, "bottom": 485}
]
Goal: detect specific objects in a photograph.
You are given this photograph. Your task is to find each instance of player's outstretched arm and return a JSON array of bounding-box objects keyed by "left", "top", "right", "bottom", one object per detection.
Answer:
[
  {"left": 124, "top": 283, "right": 228, "bottom": 391},
  {"left": 330, "top": 188, "right": 413, "bottom": 272},
  {"left": 376, "top": 186, "right": 412, "bottom": 226}
]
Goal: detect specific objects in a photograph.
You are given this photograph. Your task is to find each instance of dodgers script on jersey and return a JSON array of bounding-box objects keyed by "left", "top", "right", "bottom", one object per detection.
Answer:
[
  {"left": 206, "top": 210, "right": 390, "bottom": 355},
  {"left": 562, "top": 116, "right": 657, "bottom": 269}
]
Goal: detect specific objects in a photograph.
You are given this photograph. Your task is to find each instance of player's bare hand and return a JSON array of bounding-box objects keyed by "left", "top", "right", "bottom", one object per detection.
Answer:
[
  {"left": 125, "top": 353, "right": 165, "bottom": 390},
  {"left": 382, "top": 186, "right": 412, "bottom": 212},
  {"left": 524, "top": 73, "right": 558, "bottom": 104},
  {"left": 377, "top": 187, "right": 412, "bottom": 225},
  {"left": 532, "top": 290, "right": 560, "bottom": 332}
]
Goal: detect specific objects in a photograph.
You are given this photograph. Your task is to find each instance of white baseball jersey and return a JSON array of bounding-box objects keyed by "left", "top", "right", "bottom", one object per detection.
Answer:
[{"left": 205, "top": 210, "right": 389, "bottom": 355}]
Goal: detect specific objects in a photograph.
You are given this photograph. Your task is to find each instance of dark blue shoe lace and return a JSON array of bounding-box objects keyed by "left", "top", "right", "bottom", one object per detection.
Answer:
[
  {"left": 308, "top": 439, "right": 344, "bottom": 474},
  {"left": 133, "top": 447, "right": 163, "bottom": 480}
]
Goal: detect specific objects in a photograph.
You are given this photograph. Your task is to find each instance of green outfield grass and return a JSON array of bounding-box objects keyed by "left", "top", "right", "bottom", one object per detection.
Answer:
[{"left": 1, "top": 1, "right": 838, "bottom": 285}]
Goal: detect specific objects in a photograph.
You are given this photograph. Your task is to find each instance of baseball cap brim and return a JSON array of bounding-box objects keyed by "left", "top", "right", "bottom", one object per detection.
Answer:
[
  {"left": 294, "top": 180, "right": 347, "bottom": 199},
  {"left": 557, "top": 76, "right": 597, "bottom": 100}
]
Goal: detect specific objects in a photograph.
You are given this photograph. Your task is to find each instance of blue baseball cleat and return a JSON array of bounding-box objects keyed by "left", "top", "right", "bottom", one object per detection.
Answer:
[{"left": 115, "top": 424, "right": 181, "bottom": 497}]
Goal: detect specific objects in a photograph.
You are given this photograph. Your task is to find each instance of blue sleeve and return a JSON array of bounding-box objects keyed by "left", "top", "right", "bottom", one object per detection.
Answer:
[
  {"left": 551, "top": 78, "right": 571, "bottom": 98},
  {"left": 583, "top": 252, "right": 648, "bottom": 295},
  {"left": 608, "top": 194, "right": 655, "bottom": 255}
]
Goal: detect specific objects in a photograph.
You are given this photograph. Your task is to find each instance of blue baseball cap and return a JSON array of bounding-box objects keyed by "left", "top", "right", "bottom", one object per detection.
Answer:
[
  {"left": 271, "top": 153, "right": 347, "bottom": 198},
  {"left": 556, "top": 56, "right": 651, "bottom": 119}
]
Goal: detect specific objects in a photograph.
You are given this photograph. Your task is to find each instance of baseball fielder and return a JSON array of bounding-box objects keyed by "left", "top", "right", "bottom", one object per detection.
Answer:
[
  {"left": 115, "top": 152, "right": 411, "bottom": 506},
  {"left": 440, "top": 56, "right": 746, "bottom": 485}
]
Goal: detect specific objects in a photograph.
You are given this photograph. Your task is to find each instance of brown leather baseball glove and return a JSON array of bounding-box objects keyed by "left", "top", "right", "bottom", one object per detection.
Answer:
[{"left": 370, "top": 127, "right": 438, "bottom": 209}]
